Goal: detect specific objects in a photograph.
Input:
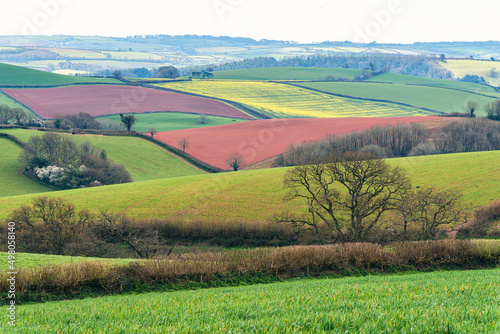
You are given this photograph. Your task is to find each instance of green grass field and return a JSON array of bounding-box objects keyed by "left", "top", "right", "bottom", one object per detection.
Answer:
[
  {"left": 210, "top": 67, "right": 363, "bottom": 81},
  {"left": 441, "top": 59, "right": 500, "bottom": 86},
  {"left": 369, "top": 72, "right": 500, "bottom": 95},
  {"left": 0, "top": 138, "right": 50, "bottom": 197},
  {"left": 98, "top": 112, "right": 248, "bottom": 132},
  {"left": 0, "top": 91, "right": 34, "bottom": 116},
  {"left": 301, "top": 81, "right": 498, "bottom": 116},
  {"left": 0, "top": 252, "right": 133, "bottom": 271},
  {"left": 0, "top": 150, "right": 498, "bottom": 222},
  {"left": 0, "top": 62, "right": 120, "bottom": 86},
  {"left": 159, "top": 81, "right": 431, "bottom": 118},
  {"left": 0, "top": 129, "right": 205, "bottom": 184},
  {"left": 4, "top": 268, "right": 499, "bottom": 333}
]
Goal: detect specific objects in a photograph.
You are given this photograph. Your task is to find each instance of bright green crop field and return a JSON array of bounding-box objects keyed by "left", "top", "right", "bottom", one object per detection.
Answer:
[
  {"left": 98, "top": 112, "right": 247, "bottom": 132},
  {"left": 0, "top": 150, "right": 498, "bottom": 222},
  {"left": 4, "top": 268, "right": 500, "bottom": 333},
  {"left": 210, "top": 67, "right": 363, "bottom": 81},
  {"left": 300, "top": 81, "right": 498, "bottom": 116},
  {"left": 0, "top": 138, "right": 49, "bottom": 197},
  {"left": 0, "top": 129, "right": 204, "bottom": 184},
  {"left": 0, "top": 252, "right": 133, "bottom": 271},
  {"left": 0, "top": 62, "right": 120, "bottom": 86}
]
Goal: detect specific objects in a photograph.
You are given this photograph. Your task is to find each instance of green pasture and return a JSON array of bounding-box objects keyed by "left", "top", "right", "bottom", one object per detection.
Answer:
[
  {"left": 210, "top": 67, "right": 363, "bottom": 81},
  {"left": 0, "top": 150, "right": 498, "bottom": 222},
  {"left": 0, "top": 62, "right": 120, "bottom": 86},
  {"left": 4, "top": 268, "right": 500, "bottom": 333},
  {"left": 301, "top": 81, "right": 498, "bottom": 116},
  {"left": 0, "top": 138, "right": 50, "bottom": 197},
  {"left": 98, "top": 112, "right": 247, "bottom": 132},
  {"left": 0, "top": 129, "right": 204, "bottom": 184},
  {"left": 0, "top": 91, "right": 34, "bottom": 116}
]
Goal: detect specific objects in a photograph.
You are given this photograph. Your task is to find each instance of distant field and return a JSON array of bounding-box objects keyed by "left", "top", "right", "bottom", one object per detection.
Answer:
[
  {"left": 0, "top": 137, "right": 50, "bottom": 197},
  {"left": 5, "top": 268, "right": 500, "bottom": 333},
  {"left": 99, "top": 112, "right": 247, "bottom": 132},
  {"left": 301, "top": 81, "right": 498, "bottom": 116},
  {"left": 155, "top": 117, "right": 441, "bottom": 168},
  {"left": 0, "top": 129, "right": 205, "bottom": 183},
  {"left": 0, "top": 150, "right": 498, "bottom": 222},
  {"left": 43, "top": 48, "right": 107, "bottom": 59},
  {"left": 369, "top": 72, "right": 500, "bottom": 95},
  {"left": 159, "top": 81, "right": 432, "bottom": 118},
  {"left": 211, "top": 67, "right": 363, "bottom": 80},
  {"left": 0, "top": 252, "right": 133, "bottom": 271},
  {"left": 107, "top": 51, "right": 164, "bottom": 60},
  {"left": 0, "top": 62, "right": 119, "bottom": 86},
  {"left": 441, "top": 59, "right": 500, "bottom": 86},
  {"left": 2, "top": 85, "right": 254, "bottom": 119}
]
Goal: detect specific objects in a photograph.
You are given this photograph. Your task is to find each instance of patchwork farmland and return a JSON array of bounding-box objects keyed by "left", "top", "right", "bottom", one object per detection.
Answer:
[
  {"left": 1, "top": 85, "right": 254, "bottom": 119},
  {"left": 158, "top": 81, "right": 435, "bottom": 118}
]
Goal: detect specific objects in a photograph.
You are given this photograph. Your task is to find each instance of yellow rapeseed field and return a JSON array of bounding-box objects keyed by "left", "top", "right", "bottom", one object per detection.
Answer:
[{"left": 157, "top": 81, "right": 432, "bottom": 118}]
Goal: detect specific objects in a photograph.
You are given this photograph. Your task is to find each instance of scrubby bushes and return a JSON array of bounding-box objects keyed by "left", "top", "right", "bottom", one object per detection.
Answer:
[{"left": 19, "top": 133, "right": 131, "bottom": 189}]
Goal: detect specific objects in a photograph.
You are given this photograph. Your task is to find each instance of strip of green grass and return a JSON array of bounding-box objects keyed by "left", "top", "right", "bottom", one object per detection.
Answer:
[
  {"left": 0, "top": 129, "right": 205, "bottom": 184},
  {"left": 301, "top": 81, "right": 498, "bottom": 116},
  {"left": 0, "top": 91, "right": 35, "bottom": 117},
  {"left": 0, "top": 252, "right": 133, "bottom": 271},
  {"left": 0, "top": 62, "right": 120, "bottom": 86},
  {"left": 209, "top": 67, "right": 363, "bottom": 80},
  {"left": 0, "top": 138, "right": 50, "bottom": 197},
  {"left": 5, "top": 268, "right": 500, "bottom": 333},
  {"left": 0, "top": 150, "right": 498, "bottom": 222},
  {"left": 98, "top": 112, "right": 247, "bottom": 132}
]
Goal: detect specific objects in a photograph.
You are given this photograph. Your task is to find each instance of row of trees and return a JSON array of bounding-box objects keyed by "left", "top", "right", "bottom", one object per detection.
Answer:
[
  {"left": 20, "top": 133, "right": 131, "bottom": 189},
  {"left": 0, "top": 105, "right": 42, "bottom": 127},
  {"left": 274, "top": 119, "right": 500, "bottom": 167}
]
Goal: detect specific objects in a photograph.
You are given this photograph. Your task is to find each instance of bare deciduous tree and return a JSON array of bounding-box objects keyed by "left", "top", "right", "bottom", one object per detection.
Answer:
[
  {"left": 148, "top": 128, "right": 157, "bottom": 138},
  {"left": 466, "top": 100, "right": 479, "bottom": 117},
  {"left": 275, "top": 152, "right": 411, "bottom": 242},
  {"left": 226, "top": 153, "right": 246, "bottom": 171},
  {"left": 178, "top": 137, "right": 190, "bottom": 152},
  {"left": 398, "top": 188, "right": 466, "bottom": 239}
]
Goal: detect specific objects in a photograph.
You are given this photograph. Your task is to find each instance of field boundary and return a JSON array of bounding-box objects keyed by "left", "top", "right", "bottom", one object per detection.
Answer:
[{"left": 142, "top": 82, "right": 272, "bottom": 120}]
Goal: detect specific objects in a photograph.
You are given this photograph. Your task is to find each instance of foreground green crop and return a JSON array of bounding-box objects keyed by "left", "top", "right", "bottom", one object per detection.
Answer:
[{"left": 5, "top": 268, "right": 500, "bottom": 333}]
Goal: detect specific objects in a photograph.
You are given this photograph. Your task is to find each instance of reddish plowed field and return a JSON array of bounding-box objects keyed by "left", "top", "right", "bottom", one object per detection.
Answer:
[
  {"left": 2, "top": 85, "right": 253, "bottom": 119},
  {"left": 155, "top": 116, "right": 442, "bottom": 169}
]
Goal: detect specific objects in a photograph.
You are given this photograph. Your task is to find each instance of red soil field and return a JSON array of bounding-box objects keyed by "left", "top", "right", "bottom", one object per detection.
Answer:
[
  {"left": 2, "top": 85, "right": 253, "bottom": 119},
  {"left": 155, "top": 116, "right": 442, "bottom": 169}
]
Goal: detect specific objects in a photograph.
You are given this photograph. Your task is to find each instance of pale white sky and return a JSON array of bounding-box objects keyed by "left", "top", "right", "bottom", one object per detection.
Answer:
[{"left": 0, "top": 0, "right": 498, "bottom": 43}]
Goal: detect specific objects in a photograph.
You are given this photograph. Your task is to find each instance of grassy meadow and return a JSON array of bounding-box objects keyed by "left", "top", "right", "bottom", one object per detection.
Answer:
[
  {"left": 158, "top": 81, "right": 431, "bottom": 118},
  {"left": 301, "top": 81, "right": 498, "bottom": 116},
  {"left": 0, "top": 252, "right": 134, "bottom": 271},
  {"left": 0, "top": 138, "right": 50, "bottom": 197},
  {"left": 0, "top": 63, "right": 120, "bottom": 86},
  {"left": 441, "top": 59, "right": 500, "bottom": 86},
  {"left": 98, "top": 112, "right": 247, "bottom": 132},
  {"left": 0, "top": 150, "right": 498, "bottom": 222},
  {"left": 4, "top": 268, "right": 500, "bottom": 333},
  {"left": 0, "top": 129, "right": 205, "bottom": 184},
  {"left": 210, "top": 67, "right": 363, "bottom": 81},
  {"left": 0, "top": 91, "right": 34, "bottom": 116}
]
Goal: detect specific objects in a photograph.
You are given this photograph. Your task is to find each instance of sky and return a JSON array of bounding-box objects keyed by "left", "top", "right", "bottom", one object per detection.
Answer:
[{"left": 0, "top": 0, "right": 499, "bottom": 44}]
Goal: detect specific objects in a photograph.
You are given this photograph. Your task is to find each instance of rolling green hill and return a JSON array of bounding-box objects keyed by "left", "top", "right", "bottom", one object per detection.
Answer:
[
  {"left": 0, "top": 62, "right": 120, "bottom": 86},
  {"left": 0, "top": 137, "right": 50, "bottom": 197},
  {"left": 98, "top": 112, "right": 248, "bottom": 132},
  {"left": 0, "top": 129, "right": 205, "bottom": 186},
  {"left": 300, "top": 81, "right": 498, "bottom": 116},
  {"left": 0, "top": 150, "right": 498, "bottom": 222},
  {"left": 4, "top": 268, "right": 499, "bottom": 333},
  {"left": 210, "top": 67, "right": 363, "bottom": 81}
]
